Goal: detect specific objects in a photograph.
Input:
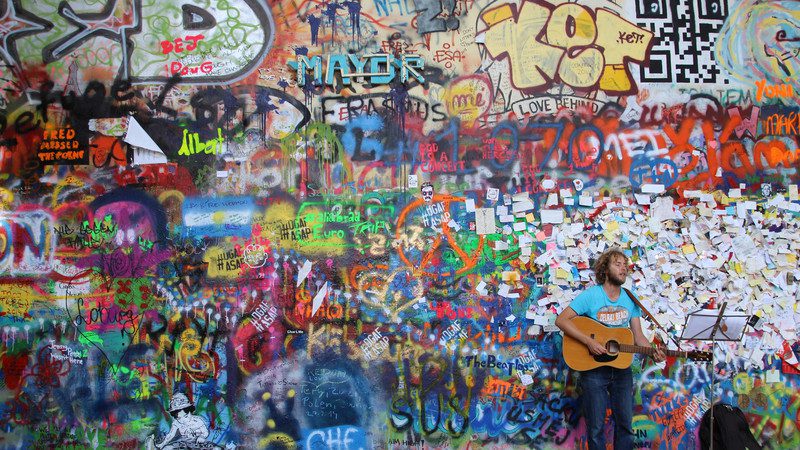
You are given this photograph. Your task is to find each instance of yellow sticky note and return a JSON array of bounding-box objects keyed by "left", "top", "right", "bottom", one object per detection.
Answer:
[
  {"left": 681, "top": 244, "right": 696, "bottom": 254},
  {"left": 606, "top": 221, "right": 619, "bottom": 232},
  {"left": 556, "top": 268, "right": 569, "bottom": 279},
  {"left": 787, "top": 254, "right": 797, "bottom": 264},
  {"left": 526, "top": 213, "right": 535, "bottom": 223},
  {"left": 502, "top": 270, "right": 521, "bottom": 282}
]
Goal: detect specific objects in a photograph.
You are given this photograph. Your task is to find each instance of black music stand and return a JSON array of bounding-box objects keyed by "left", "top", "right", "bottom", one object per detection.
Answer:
[{"left": 680, "top": 302, "right": 749, "bottom": 450}]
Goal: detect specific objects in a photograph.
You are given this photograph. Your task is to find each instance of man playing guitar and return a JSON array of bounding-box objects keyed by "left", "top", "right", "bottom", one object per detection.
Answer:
[{"left": 555, "top": 248, "right": 666, "bottom": 450}]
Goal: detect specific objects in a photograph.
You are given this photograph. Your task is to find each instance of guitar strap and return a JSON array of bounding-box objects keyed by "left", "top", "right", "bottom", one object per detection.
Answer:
[{"left": 622, "top": 287, "right": 682, "bottom": 349}]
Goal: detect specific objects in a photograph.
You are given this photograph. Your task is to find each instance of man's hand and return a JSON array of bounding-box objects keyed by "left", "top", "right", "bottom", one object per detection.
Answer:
[
  {"left": 584, "top": 337, "right": 608, "bottom": 356},
  {"left": 652, "top": 347, "right": 666, "bottom": 362}
]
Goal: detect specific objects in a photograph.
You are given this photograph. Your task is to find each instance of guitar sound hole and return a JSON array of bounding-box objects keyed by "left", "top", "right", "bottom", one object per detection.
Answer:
[{"left": 592, "top": 340, "right": 619, "bottom": 363}]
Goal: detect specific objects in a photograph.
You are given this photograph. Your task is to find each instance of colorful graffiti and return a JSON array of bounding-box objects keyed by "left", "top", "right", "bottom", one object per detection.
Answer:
[{"left": 0, "top": 0, "right": 799, "bottom": 449}]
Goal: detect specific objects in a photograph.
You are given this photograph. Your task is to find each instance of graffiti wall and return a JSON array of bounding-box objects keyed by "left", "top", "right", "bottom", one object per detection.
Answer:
[{"left": 0, "top": 0, "right": 798, "bottom": 448}]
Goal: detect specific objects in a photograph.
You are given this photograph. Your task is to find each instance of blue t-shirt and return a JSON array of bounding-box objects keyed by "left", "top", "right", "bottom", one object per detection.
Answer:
[{"left": 570, "top": 285, "right": 642, "bottom": 328}]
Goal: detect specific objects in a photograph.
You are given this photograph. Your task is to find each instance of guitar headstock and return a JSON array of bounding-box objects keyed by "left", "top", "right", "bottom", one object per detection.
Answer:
[{"left": 687, "top": 350, "right": 712, "bottom": 362}]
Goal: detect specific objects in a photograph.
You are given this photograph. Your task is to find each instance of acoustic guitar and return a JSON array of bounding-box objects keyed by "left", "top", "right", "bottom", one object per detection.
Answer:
[{"left": 562, "top": 316, "right": 712, "bottom": 371}]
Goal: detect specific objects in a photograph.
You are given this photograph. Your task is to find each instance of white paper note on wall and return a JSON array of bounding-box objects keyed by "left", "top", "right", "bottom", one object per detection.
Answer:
[
  {"left": 475, "top": 208, "right": 496, "bottom": 235},
  {"left": 540, "top": 209, "right": 564, "bottom": 224}
]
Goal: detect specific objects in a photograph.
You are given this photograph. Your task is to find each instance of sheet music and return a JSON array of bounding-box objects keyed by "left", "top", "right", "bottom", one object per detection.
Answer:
[{"left": 682, "top": 309, "right": 749, "bottom": 341}]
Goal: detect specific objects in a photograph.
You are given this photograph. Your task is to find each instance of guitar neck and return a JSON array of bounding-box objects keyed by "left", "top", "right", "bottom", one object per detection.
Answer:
[{"left": 617, "top": 344, "right": 688, "bottom": 359}]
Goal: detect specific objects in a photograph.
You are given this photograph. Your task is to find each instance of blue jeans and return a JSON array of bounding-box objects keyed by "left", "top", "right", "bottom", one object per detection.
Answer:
[{"left": 580, "top": 366, "right": 634, "bottom": 450}]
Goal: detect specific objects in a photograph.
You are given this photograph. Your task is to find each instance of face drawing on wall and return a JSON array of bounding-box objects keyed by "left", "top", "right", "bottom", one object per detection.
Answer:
[{"left": 421, "top": 182, "right": 434, "bottom": 202}]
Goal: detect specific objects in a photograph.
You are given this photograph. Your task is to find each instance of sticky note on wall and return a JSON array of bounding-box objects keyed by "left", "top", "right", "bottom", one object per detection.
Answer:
[
  {"left": 540, "top": 209, "right": 564, "bottom": 224},
  {"left": 475, "top": 208, "right": 496, "bottom": 235}
]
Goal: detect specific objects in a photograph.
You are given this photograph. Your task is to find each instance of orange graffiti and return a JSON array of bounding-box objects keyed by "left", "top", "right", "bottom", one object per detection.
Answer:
[{"left": 395, "top": 194, "right": 484, "bottom": 278}]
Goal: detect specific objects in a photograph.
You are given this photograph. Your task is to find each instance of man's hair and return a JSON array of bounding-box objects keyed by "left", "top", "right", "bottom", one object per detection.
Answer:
[{"left": 593, "top": 248, "right": 628, "bottom": 285}]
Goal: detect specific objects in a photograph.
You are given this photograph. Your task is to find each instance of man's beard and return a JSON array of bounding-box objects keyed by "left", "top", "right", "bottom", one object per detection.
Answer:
[{"left": 608, "top": 272, "right": 626, "bottom": 286}]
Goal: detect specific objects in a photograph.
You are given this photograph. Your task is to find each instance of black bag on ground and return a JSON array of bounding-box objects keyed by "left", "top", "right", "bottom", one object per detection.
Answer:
[{"left": 699, "top": 403, "right": 762, "bottom": 450}]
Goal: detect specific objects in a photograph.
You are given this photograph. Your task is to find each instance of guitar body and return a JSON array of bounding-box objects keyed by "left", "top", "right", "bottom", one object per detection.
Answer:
[{"left": 562, "top": 316, "right": 635, "bottom": 371}]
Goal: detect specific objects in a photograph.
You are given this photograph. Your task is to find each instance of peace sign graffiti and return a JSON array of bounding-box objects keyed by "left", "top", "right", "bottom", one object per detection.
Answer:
[{"left": 394, "top": 194, "right": 485, "bottom": 278}]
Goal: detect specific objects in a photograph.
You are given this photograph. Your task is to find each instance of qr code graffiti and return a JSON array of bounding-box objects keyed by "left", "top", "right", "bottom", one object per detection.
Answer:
[{"left": 635, "top": 0, "right": 733, "bottom": 84}]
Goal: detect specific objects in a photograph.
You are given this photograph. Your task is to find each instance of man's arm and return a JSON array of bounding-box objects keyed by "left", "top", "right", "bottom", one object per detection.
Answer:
[
  {"left": 555, "top": 307, "right": 607, "bottom": 356},
  {"left": 630, "top": 317, "right": 665, "bottom": 362},
  {"left": 191, "top": 416, "right": 209, "bottom": 441},
  {"left": 157, "top": 421, "right": 179, "bottom": 449}
]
